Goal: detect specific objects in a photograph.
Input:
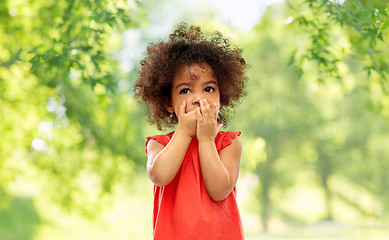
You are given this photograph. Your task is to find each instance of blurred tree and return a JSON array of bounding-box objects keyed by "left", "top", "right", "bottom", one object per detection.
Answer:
[
  {"left": 0, "top": 197, "right": 41, "bottom": 240},
  {"left": 234, "top": 0, "right": 389, "bottom": 231},
  {"left": 287, "top": 0, "right": 389, "bottom": 222},
  {"left": 233, "top": 7, "right": 323, "bottom": 230},
  {"left": 0, "top": 0, "right": 147, "bottom": 216},
  {"left": 337, "top": 86, "right": 389, "bottom": 222},
  {"left": 289, "top": 0, "right": 389, "bottom": 89}
]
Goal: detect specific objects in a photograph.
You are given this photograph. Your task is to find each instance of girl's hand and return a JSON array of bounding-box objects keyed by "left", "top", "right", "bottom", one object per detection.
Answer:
[
  {"left": 196, "top": 99, "right": 223, "bottom": 142},
  {"left": 177, "top": 100, "right": 197, "bottom": 137}
]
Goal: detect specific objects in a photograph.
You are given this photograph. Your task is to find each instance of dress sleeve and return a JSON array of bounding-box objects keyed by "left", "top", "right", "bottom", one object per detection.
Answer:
[
  {"left": 145, "top": 133, "right": 173, "bottom": 153},
  {"left": 216, "top": 131, "right": 241, "bottom": 152}
]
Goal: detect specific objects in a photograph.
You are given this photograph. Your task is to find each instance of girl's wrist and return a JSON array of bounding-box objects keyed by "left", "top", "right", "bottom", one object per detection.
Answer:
[
  {"left": 176, "top": 125, "right": 195, "bottom": 139},
  {"left": 197, "top": 135, "right": 216, "bottom": 144}
]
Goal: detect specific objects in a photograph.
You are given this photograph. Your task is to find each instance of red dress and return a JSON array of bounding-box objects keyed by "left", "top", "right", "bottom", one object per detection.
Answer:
[{"left": 146, "top": 131, "right": 244, "bottom": 240}]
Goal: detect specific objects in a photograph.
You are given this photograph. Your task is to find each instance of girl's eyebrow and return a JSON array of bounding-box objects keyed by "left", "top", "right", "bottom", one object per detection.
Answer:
[
  {"left": 175, "top": 82, "right": 191, "bottom": 89},
  {"left": 175, "top": 80, "right": 217, "bottom": 89},
  {"left": 204, "top": 80, "right": 218, "bottom": 86}
]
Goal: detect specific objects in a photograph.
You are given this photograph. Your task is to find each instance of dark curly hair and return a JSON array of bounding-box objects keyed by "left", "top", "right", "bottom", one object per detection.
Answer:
[{"left": 134, "top": 23, "right": 247, "bottom": 130}]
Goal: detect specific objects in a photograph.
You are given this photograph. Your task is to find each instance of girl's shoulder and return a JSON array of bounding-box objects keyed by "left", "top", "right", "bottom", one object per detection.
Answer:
[
  {"left": 215, "top": 131, "right": 241, "bottom": 152},
  {"left": 145, "top": 130, "right": 241, "bottom": 150},
  {"left": 146, "top": 131, "right": 175, "bottom": 147}
]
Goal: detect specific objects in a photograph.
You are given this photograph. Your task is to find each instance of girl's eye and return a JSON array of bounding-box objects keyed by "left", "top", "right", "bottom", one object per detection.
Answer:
[
  {"left": 179, "top": 88, "right": 190, "bottom": 94},
  {"left": 204, "top": 86, "right": 215, "bottom": 93}
]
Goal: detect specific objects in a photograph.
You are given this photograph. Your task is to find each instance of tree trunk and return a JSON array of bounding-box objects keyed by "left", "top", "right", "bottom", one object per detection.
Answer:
[
  {"left": 261, "top": 186, "right": 270, "bottom": 232},
  {"left": 323, "top": 176, "right": 333, "bottom": 220}
]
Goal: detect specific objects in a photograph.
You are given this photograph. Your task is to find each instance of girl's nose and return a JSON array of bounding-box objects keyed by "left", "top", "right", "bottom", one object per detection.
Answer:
[{"left": 193, "top": 95, "right": 202, "bottom": 105}]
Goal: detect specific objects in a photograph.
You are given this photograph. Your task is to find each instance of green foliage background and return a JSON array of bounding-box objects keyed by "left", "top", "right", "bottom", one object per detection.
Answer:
[{"left": 0, "top": 0, "right": 389, "bottom": 239}]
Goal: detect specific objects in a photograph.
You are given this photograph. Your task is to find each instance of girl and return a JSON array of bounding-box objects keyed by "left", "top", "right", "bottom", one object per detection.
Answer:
[{"left": 134, "top": 23, "right": 247, "bottom": 240}]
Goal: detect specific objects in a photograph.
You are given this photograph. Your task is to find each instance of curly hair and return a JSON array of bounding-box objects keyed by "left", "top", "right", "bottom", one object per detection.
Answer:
[{"left": 134, "top": 23, "right": 247, "bottom": 130}]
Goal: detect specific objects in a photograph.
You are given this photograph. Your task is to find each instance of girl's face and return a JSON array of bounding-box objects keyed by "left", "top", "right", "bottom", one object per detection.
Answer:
[{"left": 167, "top": 62, "right": 220, "bottom": 115}]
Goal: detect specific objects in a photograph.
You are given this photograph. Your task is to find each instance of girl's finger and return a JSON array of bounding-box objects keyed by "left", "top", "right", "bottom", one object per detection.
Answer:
[
  {"left": 196, "top": 106, "right": 201, "bottom": 120},
  {"left": 204, "top": 99, "right": 211, "bottom": 113},
  {"left": 179, "top": 100, "right": 186, "bottom": 116},
  {"left": 202, "top": 99, "right": 212, "bottom": 121},
  {"left": 213, "top": 103, "right": 218, "bottom": 120},
  {"left": 199, "top": 99, "right": 206, "bottom": 115}
]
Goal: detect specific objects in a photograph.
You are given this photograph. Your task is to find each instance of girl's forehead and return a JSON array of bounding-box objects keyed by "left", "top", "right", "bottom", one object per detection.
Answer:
[{"left": 175, "top": 62, "right": 216, "bottom": 81}]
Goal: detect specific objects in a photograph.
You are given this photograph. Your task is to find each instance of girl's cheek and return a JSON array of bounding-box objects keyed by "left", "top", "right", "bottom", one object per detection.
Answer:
[{"left": 210, "top": 100, "right": 220, "bottom": 108}]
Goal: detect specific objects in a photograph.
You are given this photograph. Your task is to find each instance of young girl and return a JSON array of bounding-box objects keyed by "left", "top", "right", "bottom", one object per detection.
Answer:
[{"left": 134, "top": 23, "right": 247, "bottom": 240}]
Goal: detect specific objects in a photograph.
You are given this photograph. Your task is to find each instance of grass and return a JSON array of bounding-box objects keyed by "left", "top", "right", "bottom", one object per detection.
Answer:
[
  {"left": 1, "top": 172, "right": 388, "bottom": 240},
  {"left": 0, "top": 197, "right": 41, "bottom": 240}
]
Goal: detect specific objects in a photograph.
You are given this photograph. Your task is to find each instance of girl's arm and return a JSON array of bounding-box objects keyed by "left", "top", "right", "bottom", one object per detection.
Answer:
[
  {"left": 146, "top": 101, "right": 196, "bottom": 186},
  {"left": 146, "top": 130, "right": 192, "bottom": 186},
  {"left": 197, "top": 99, "right": 242, "bottom": 201},
  {"left": 198, "top": 136, "right": 242, "bottom": 201}
]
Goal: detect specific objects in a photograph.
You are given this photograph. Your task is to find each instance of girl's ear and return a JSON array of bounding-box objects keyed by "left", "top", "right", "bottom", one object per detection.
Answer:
[{"left": 164, "top": 101, "right": 174, "bottom": 114}]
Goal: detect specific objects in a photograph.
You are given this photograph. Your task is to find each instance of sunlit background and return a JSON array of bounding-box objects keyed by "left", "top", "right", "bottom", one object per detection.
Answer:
[{"left": 1, "top": 0, "right": 389, "bottom": 239}]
